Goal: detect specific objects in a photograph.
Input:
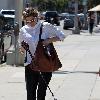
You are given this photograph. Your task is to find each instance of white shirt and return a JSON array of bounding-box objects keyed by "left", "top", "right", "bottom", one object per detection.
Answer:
[{"left": 19, "top": 21, "right": 65, "bottom": 64}]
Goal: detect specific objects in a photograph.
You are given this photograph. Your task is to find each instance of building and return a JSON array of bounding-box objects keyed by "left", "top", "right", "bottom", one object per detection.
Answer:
[
  {"left": 0, "top": 0, "right": 15, "bottom": 10},
  {"left": 0, "top": 0, "right": 32, "bottom": 10}
]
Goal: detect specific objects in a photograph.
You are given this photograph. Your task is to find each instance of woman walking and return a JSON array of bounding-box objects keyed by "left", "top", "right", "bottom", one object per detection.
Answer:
[
  {"left": 88, "top": 12, "right": 95, "bottom": 34},
  {"left": 19, "top": 7, "right": 65, "bottom": 100}
]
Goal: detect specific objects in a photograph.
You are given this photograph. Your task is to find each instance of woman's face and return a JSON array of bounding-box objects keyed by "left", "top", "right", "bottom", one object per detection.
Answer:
[{"left": 25, "top": 16, "right": 37, "bottom": 27}]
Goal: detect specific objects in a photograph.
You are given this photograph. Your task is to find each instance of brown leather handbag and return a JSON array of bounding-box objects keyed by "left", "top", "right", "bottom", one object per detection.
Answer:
[{"left": 21, "top": 24, "right": 62, "bottom": 72}]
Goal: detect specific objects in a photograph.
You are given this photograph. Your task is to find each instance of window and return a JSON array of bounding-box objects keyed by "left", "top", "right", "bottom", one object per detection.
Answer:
[{"left": 1, "top": 10, "right": 15, "bottom": 15}]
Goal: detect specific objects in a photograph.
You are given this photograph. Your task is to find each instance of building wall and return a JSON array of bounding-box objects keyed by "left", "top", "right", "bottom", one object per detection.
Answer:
[
  {"left": 0, "top": 0, "right": 8, "bottom": 10},
  {"left": 7, "top": 0, "right": 15, "bottom": 9},
  {"left": 0, "top": 0, "right": 15, "bottom": 10},
  {"left": 0, "top": 0, "right": 32, "bottom": 10}
]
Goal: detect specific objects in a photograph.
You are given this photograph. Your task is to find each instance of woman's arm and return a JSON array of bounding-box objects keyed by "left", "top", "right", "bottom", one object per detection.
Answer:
[{"left": 19, "top": 47, "right": 25, "bottom": 54}]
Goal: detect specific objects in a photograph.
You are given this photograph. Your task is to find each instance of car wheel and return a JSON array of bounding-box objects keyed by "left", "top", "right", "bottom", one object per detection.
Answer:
[
  {"left": 57, "top": 23, "right": 60, "bottom": 26},
  {"left": 63, "top": 26, "right": 67, "bottom": 29}
]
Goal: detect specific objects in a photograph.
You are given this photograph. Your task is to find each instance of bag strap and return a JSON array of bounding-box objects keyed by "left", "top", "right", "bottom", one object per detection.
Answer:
[
  {"left": 24, "top": 23, "right": 43, "bottom": 62},
  {"left": 39, "top": 23, "right": 43, "bottom": 40}
]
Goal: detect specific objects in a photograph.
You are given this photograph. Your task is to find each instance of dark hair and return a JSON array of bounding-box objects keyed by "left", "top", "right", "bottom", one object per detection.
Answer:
[{"left": 22, "top": 7, "right": 38, "bottom": 19}]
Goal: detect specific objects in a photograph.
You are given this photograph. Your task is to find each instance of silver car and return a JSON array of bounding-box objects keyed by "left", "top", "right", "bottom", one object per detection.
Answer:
[
  {"left": 63, "top": 13, "right": 84, "bottom": 29},
  {"left": 63, "top": 14, "right": 75, "bottom": 29}
]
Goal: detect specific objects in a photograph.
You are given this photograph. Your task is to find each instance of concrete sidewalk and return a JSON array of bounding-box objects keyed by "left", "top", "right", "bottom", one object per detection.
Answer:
[{"left": 0, "top": 32, "right": 100, "bottom": 100}]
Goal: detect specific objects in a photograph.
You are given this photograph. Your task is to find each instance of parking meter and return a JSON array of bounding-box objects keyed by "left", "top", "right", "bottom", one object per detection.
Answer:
[
  {"left": 14, "top": 22, "right": 19, "bottom": 36},
  {"left": 13, "top": 22, "right": 19, "bottom": 65}
]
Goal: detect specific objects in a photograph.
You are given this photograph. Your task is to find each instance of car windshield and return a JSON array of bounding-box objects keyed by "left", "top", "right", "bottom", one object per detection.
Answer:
[
  {"left": 69, "top": 15, "right": 75, "bottom": 20},
  {"left": 65, "top": 14, "right": 75, "bottom": 20},
  {"left": 61, "top": 13, "right": 69, "bottom": 16},
  {"left": 2, "top": 11, "right": 15, "bottom": 15},
  {"left": 45, "top": 12, "right": 58, "bottom": 17},
  {"left": 5, "top": 17, "right": 14, "bottom": 25}
]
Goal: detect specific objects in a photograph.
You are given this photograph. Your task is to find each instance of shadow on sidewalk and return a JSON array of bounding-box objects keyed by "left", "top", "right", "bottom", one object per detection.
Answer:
[{"left": 53, "top": 70, "right": 100, "bottom": 76}]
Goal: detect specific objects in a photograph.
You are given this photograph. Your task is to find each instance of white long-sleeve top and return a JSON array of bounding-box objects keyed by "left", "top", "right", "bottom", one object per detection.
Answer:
[{"left": 19, "top": 21, "right": 65, "bottom": 64}]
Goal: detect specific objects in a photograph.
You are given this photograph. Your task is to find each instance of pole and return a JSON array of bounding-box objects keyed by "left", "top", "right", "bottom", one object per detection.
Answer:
[
  {"left": 14, "top": 23, "right": 19, "bottom": 66},
  {"left": 72, "top": 0, "right": 80, "bottom": 34},
  {"left": 0, "top": 33, "right": 2, "bottom": 64},
  {"left": 15, "top": 0, "right": 23, "bottom": 28},
  {"left": 94, "top": 12, "right": 97, "bottom": 26},
  {"left": 83, "top": 0, "right": 88, "bottom": 30},
  {"left": 14, "top": 0, "right": 24, "bottom": 66}
]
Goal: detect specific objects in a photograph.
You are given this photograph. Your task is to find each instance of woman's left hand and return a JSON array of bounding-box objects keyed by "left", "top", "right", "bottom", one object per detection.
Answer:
[
  {"left": 42, "top": 39, "right": 50, "bottom": 46},
  {"left": 42, "top": 37, "right": 60, "bottom": 46}
]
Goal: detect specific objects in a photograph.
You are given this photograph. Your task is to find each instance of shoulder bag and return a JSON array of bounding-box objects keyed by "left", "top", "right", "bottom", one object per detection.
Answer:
[{"left": 21, "top": 24, "right": 62, "bottom": 72}]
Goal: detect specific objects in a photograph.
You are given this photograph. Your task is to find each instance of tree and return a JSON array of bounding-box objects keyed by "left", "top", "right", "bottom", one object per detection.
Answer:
[
  {"left": 37, "top": 0, "right": 48, "bottom": 11},
  {"left": 56, "top": 0, "right": 65, "bottom": 12},
  {"left": 87, "top": 0, "right": 100, "bottom": 9},
  {"left": 31, "top": 0, "right": 69, "bottom": 12}
]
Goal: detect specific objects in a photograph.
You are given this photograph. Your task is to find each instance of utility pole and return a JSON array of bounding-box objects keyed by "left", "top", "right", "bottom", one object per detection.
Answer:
[
  {"left": 15, "top": 0, "right": 24, "bottom": 66},
  {"left": 72, "top": 0, "right": 80, "bottom": 34},
  {"left": 6, "top": 0, "right": 25, "bottom": 66},
  {"left": 15, "top": 0, "right": 23, "bottom": 28},
  {"left": 82, "top": 0, "right": 88, "bottom": 30},
  {"left": 14, "top": 0, "right": 23, "bottom": 47}
]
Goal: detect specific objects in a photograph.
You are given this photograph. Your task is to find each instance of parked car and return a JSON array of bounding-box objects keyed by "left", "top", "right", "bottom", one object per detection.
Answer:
[
  {"left": 63, "top": 13, "right": 84, "bottom": 29},
  {"left": 0, "top": 9, "right": 15, "bottom": 31},
  {"left": 0, "top": 9, "right": 15, "bottom": 17},
  {"left": 3, "top": 16, "right": 14, "bottom": 30},
  {"left": 78, "top": 13, "right": 85, "bottom": 29},
  {"left": 59, "top": 13, "right": 69, "bottom": 20},
  {"left": 44, "top": 11, "right": 60, "bottom": 26},
  {"left": 0, "top": 13, "right": 5, "bottom": 31},
  {"left": 39, "top": 11, "right": 46, "bottom": 20},
  {"left": 63, "top": 14, "right": 75, "bottom": 29},
  {"left": 0, "top": 14, "right": 5, "bottom": 63}
]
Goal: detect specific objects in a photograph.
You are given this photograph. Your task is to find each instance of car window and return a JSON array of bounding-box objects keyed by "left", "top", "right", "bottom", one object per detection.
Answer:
[
  {"left": 2, "top": 11, "right": 15, "bottom": 15},
  {"left": 5, "top": 17, "right": 14, "bottom": 25},
  {"left": 45, "top": 11, "right": 58, "bottom": 17},
  {"left": 69, "top": 15, "right": 75, "bottom": 20},
  {"left": 0, "top": 15, "right": 5, "bottom": 30}
]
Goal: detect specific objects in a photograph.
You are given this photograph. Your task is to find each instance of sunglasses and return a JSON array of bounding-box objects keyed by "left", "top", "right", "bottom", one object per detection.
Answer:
[{"left": 26, "top": 17, "right": 37, "bottom": 23}]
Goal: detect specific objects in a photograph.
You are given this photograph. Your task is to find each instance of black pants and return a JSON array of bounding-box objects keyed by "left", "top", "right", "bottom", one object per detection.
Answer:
[
  {"left": 25, "top": 66, "right": 52, "bottom": 100},
  {"left": 89, "top": 23, "right": 94, "bottom": 34}
]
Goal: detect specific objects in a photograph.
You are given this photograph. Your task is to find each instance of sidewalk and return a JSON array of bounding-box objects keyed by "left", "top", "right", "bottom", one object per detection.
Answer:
[{"left": 0, "top": 31, "right": 100, "bottom": 100}]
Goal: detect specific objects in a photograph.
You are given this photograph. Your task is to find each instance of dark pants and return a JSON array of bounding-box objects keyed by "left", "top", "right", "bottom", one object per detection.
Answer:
[
  {"left": 25, "top": 66, "right": 52, "bottom": 100},
  {"left": 89, "top": 23, "right": 94, "bottom": 34}
]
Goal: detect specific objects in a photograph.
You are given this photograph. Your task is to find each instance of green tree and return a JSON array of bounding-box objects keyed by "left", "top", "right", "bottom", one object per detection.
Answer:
[
  {"left": 31, "top": 0, "right": 69, "bottom": 12},
  {"left": 56, "top": 0, "right": 64, "bottom": 12},
  {"left": 84, "top": 0, "right": 100, "bottom": 9},
  {"left": 31, "top": 0, "right": 38, "bottom": 7},
  {"left": 37, "top": 0, "right": 48, "bottom": 11}
]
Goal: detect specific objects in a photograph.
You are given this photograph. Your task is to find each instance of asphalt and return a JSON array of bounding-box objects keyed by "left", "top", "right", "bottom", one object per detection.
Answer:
[{"left": 0, "top": 26, "right": 100, "bottom": 100}]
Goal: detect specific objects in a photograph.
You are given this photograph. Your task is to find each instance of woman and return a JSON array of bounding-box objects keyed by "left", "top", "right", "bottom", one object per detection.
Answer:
[
  {"left": 88, "top": 12, "right": 95, "bottom": 34},
  {"left": 19, "top": 7, "right": 65, "bottom": 100}
]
